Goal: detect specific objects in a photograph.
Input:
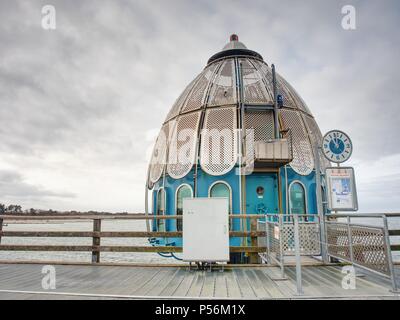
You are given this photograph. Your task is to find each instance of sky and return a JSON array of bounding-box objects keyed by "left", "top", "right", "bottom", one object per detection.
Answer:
[{"left": 0, "top": 0, "right": 399, "bottom": 213}]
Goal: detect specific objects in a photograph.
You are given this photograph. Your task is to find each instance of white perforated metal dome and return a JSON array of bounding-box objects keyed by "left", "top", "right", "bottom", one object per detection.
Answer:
[{"left": 147, "top": 36, "right": 329, "bottom": 186}]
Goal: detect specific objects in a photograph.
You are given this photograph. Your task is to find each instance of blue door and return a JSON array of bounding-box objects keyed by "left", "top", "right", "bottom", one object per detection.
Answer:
[{"left": 245, "top": 173, "right": 279, "bottom": 216}]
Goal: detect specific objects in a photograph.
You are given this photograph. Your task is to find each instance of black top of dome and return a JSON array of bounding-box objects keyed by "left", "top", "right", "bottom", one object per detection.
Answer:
[{"left": 207, "top": 34, "right": 263, "bottom": 65}]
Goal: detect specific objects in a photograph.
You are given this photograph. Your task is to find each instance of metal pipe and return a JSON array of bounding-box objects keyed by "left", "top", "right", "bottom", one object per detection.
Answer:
[
  {"left": 347, "top": 216, "right": 354, "bottom": 264},
  {"left": 382, "top": 215, "right": 399, "bottom": 292},
  {"left": 293, "top": 215, "right": 303, "bottom": 295},
  {"left": 272, "top": 64, "right": 280, "bottom": 139},
  {"left": 315, "top": 142, "right": 328, "bottom": 262}
]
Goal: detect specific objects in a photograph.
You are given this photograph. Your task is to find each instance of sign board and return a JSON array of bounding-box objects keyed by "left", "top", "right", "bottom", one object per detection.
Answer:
[{"left": 325, "top": 167, "right": 358, "bottom": 211}]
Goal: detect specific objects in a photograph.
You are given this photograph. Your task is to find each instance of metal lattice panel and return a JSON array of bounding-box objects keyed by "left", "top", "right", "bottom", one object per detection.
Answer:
[
  {"left": 278, "top": 76, "right": 313, "bottom": 115},
  {"left": 303, "top": 115, "right": 331, "bottom": 170},
  {"left": 180, "top": 63, "right": 219, "bottom": 113},
  {"left": 167, "top": 111, "right": 201, "bottom": 179},
  {"left": 326, "top": 222, "right": 390, "bottom": 276},
  {"left": 265, "top": 220, "right": 282, "bottom": 262},
  {"left": 207, "top": 59, "right": 237, "bottom": 107},
  {"left": 239, "top": 58, "right": 272, "bottom": 104},
  {"left": 149, "top": 123, "right": 169, "bottom": 184},
  {"left": 282, "top": 222, "right": 321, "bottom": 256},
  {"left": 165, "top": 76, "right": 200, "bottom": 122},
  {"left": 350, "top": 225, "right": 390, "bottom": 275},
  {"left": 326, "top": 222, "right": 351, "bottom": 260},
  {"left": 244, "top": 110, "right": 274, "bottom": 143},
  {"left": 200, "top": 106, "right": 237, "bottom": 175},
  {"left": 280, "top": 109, "right": 314, "bottom": 175}
]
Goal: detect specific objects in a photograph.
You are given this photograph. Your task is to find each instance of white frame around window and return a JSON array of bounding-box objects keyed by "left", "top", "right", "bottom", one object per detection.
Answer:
[
  {"left": 208, "top": 180, "right": 233, "bottom": 212},
  {"left": 175, "top": 184, "right": 193, "bottom": 231},
  {"left": 175, "top": 183, "right": 194, "bottom": 212},
  {"left": 288, "top": 180, "right": 308, "bottom": 214}
]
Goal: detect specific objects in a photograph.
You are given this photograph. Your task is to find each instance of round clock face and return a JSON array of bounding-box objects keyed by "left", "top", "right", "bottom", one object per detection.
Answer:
[{"left": 322, "top": 130, "right": 353, "bottom": 163}]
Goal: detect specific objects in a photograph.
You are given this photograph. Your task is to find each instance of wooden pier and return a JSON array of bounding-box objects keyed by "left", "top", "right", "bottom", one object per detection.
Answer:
[
  {"left": 0, "top": 213, "right": 399, "bottom": 300},
  {"left": 0, "top": 262, "right": 399, "bottom": 300}
]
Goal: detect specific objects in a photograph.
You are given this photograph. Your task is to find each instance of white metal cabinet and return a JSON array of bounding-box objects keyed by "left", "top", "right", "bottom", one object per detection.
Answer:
[{"left": 182, "top": 198, "right": 229, "bottom": 262}]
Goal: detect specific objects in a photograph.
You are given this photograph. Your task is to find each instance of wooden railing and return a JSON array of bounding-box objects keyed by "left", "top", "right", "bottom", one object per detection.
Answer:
[{"left": 0, "top": 214, "right": 265, "bottom": 264}]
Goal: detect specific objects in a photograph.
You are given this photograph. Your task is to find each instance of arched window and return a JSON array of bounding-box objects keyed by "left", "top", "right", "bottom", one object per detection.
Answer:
[
  {"left": 209, "top": 181, "right": 232, "bottom": 228},
  {"left": 176, "top": 184, "right": 193, "bottom": 231},
  {"left": 289, "top": 181, "right": 307, "bottom": 215},
  {"left": 156, "top": 188, "right": 166, "bottom": 232}
]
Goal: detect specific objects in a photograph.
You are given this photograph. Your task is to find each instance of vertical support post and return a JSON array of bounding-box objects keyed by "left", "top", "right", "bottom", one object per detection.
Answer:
[
  {"left": 272, "top": 64, "right": 280, "bottom": 139},
  {"left": 382, "top": 215, "right": 399, "bottom": 292},
  {"left": 278, "top": 215, "right": 285, "bottom": 278},
  {"left": 314, "top": 143, "right": 328, "bottom": 263},
  {"left": 250, "top": 217, "right": 258, "bottom": 263},
  {"left": 266, "top": 220, "right": 271, "bottom": 263},
  {"left": 0, "top": 218, "right": 3, "bottom": 244},
  {"left": 293, "top": 215, "right": 303, "bottom": 295},
  {"left": 347, "top": 216, "right": 354, "bottom": 264},
  {"left": 237, "top": 61, "right": 248, "bottom": 252},
  {"left": 92, "top": 219, "right": 101, "bottom": 264}
]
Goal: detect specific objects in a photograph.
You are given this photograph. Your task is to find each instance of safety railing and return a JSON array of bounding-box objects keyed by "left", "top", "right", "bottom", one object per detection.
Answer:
[
  {"left": 325, "top": 213, "right": 399, "bottom": 292},
  {"left": 0, "top": 214, "right": 266, "bottom": 264}
]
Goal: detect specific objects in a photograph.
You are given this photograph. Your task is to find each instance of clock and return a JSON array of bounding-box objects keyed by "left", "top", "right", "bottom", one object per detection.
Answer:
[{"left": 322, "top": 130, "right": 353, "bottom": 163}]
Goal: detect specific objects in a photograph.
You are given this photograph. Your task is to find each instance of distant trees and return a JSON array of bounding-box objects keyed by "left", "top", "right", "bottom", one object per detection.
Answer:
[{"left": 0, "top": 204, "right": 23, "bottom": 214}]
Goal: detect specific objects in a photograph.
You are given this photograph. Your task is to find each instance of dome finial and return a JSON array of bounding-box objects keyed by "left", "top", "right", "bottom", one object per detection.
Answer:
[{"left": 230, "top": 34, "right": 239, "bottom": 42}]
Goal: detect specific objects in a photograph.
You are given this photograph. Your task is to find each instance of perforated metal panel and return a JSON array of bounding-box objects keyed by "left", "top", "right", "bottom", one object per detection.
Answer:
[
  {"left": 282, "top": 222, "right": 321, "bottom": 256},
  {"left": 165, "top": 76, "right": 200, "bottom": 122},
  {"left": 244, "top": 110, "right": 274, "bottom": 143},
  {"left": 280, "top": 109, "right": 314, "bottom": 175},
  {"left": 303, "top": 115, "right": 331, "bottom": 170},
  {"left": 149, "top": 123, "right": 169, "bottom": 183},
  {"left": 167, "top": 111, "right": 201, "bottom": 179},
  {"left": 207, "top": 59, "right": 237, "bottom": 107},
  {"left": 200, "top": 106, "right": 237, "bottom": 175},
  {"left": 278, "top": 75, "right": 312, "bottom": 114},
  {"left": 239, "top": 58, "right": 272, "bottom": 104},
  {"left": 181, "top": 63, "right": 219, "bottom": 113},
  {"left": 326, "top": 222, "right": 390, "bottom": 276}
]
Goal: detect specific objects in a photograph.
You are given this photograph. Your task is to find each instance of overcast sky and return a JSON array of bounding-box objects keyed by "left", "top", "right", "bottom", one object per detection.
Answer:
[{"left": 0, "top": 0, "right": 399, "bottom": 213}]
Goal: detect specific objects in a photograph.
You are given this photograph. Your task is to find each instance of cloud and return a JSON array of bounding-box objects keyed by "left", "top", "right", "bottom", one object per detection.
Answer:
[
  {"left": 0, "top": 0, "right": 399, "bottom": 211},
  {"left": 0, "top": 169, "right": 75, "bottom": 200}
]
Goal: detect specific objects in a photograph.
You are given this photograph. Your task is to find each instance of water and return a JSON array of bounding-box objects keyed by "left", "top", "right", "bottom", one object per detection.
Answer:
[
  {"left": 0, "top": 220, "right": 183, "bottom": 264},
  {"left": 0, "top": 217, "right": 399, "bottom": 263}
]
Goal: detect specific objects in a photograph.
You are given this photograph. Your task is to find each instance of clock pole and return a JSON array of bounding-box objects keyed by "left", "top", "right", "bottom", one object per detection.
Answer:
[{"left": 314, "top": 142, "right": 328, "bottom": 263}]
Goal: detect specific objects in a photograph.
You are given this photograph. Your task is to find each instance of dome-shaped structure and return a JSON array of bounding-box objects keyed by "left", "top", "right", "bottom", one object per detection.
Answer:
[
  {"left": 148, "top": 36, "right": 329, "bottom": 187},
  {"left": 146, "top": 35, "right": 330, "bottom": 263}
]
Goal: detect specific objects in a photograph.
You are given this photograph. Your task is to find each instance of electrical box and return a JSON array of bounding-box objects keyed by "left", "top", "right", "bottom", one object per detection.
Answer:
[{"left": 182, "top": 198, "right": 230, "bottom": 263}]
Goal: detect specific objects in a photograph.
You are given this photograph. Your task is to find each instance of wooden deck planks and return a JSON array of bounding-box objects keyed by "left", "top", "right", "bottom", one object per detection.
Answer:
[{"left": 0, "top": 263, "right": 398, "bottom": 299}]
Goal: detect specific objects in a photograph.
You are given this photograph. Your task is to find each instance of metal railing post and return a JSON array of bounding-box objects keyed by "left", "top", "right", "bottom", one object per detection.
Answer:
[
  {"left": 278, "top": 215, "right": 285, "bottom": 278},
  {"left": 293, "top": 215, "right": 303, "bottom": 295},
  {"left": 382, "top": 215, "right": 399, "bottom": 292},
  {"left": 0, "top": 218, "right": 3, "bottom": 244},
  {"left": 266, "top": 220, "right": 271, "bottom": 264},
  {"left": 347, "top": 216, "right": 354, "bottom": 264}
]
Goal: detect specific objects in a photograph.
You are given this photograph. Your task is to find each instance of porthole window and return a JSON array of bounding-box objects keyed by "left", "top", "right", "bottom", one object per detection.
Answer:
[
  {"left": 176, "top": 184, "right": 193, "bottom": 231},
  {"left": 256, "top": 186, "right": 264, "bottom": 197}
]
